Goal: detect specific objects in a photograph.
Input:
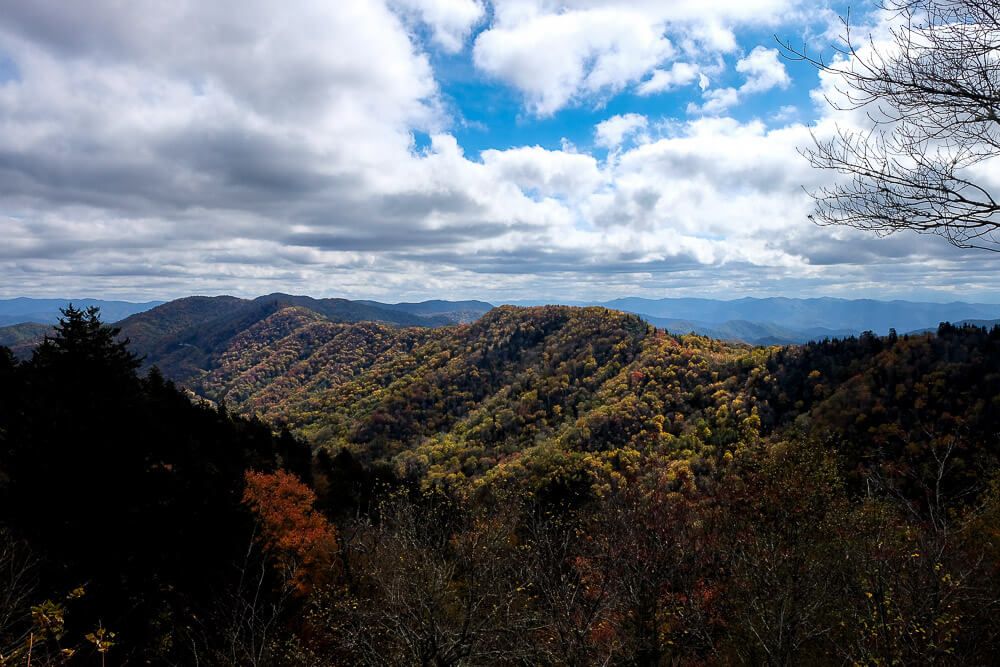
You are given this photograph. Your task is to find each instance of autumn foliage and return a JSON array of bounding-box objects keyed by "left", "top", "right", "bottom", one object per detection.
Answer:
[
  {"left": 242, "top": 470, "right": 338, "bottom": 594},
  {"left": 6, "top": 307, "right": 1000, "bottom": 664}
]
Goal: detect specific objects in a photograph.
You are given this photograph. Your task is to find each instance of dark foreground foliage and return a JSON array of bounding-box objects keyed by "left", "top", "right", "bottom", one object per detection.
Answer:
[
  {"left": 2, "top": 306, "right": 1000, "bottom": 665},
  {"left": 0, "top": 306, "right": 311, "bottom": 664}
]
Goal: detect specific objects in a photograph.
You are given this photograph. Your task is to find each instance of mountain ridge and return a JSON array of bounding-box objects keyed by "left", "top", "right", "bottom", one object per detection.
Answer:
[
  {"left": 114, "top": 294, "right": 479, "bottom": 381},
  {"left": 6, "top": 294, "right": 1000, "bottom": 361},
  {"left": 137, "top": 302, "right": 1000, "bottom": 497}
]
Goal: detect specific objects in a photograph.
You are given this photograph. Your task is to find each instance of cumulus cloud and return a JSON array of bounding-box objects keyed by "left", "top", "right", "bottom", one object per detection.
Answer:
[
  {"left": 480, "top": 145, "right": 603, "bottom": 198},
  {"left": 391, "top": 0, "right": 485, "bottom": 52},
  {"left": 691, "top": 87, "right": 740, "bottom": 114},
  {"left": 771, "top": 104, "right": 799, "bottom": 123},
  {"left": 689, "top": 46, "right": 790, "bottom": 114},
  {"left": 637, "top": 62, "right": 701, "bottom": 95},
  {"left": 594, "top": 114, "right": 649, "bottom": 149},
  {"left": 736, "top": 46, "right": 791, "bottom": 93},
  {"left": 472, "top": 0, "right": 799, "bottom": 114},
  {"left": 472, "top": 8, "right": 674, "bottom": 115}
]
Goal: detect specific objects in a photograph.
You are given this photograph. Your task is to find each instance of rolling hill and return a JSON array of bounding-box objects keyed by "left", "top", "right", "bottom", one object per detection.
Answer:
[
  {"left": 9, "top": 294, "right": 998, "bottom": 352},
  {"left": 113, "top": 293, "right": 478, "bottom": 381},
  {"left": 160, "top": 304, "right": 1000, "bottom": 500},
  {"left": 0, "top": 293, "right": 492, "bottom": 367}
]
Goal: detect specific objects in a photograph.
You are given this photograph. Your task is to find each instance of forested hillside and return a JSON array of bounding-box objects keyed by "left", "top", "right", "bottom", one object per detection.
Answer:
[
  {"left": 0, "top": 322, "right": 52, "bottom": 358},
  {"left": 186, "top": 304, "right": 1000, "bottom": 501},
  {"left": 3, "top": 306, "right": 1000, "bottom": 665},
  {"left": 111, "top": 293, "right": 477, "bottom": 381}
]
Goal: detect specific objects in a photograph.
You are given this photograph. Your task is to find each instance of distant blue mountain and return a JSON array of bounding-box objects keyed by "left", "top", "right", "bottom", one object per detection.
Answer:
[
  {"left": 600, "top": 297, "right": 1000, "bottom": 335},
  {"left": 640, "top": 316, "right": 859, "bottom": 345},
  {"left": 502, "top": 296, "right": 1000, "bottom": 345},
  {"left": 0, "top": 298, "right": 164, "bottom": 326}
]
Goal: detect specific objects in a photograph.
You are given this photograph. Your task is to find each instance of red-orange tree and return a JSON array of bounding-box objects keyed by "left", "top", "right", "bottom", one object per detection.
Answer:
[{"left": 242, "top": 470, "right": 338, "bottom": 594}]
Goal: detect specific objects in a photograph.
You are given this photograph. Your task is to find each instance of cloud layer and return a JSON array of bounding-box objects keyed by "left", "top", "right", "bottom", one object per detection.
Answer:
[{"left": 0, "top": 0, "right": 994, "bottom": 302}]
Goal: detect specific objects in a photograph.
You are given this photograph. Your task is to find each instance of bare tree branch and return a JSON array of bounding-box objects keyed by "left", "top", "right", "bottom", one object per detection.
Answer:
[{"left": 780, "top": 0, "right": 1000, "bottom": 250}]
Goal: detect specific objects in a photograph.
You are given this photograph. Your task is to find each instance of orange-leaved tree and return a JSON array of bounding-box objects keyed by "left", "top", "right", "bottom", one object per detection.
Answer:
[{"left": 242, "top": 470, "right": 338, "bottom": 595}]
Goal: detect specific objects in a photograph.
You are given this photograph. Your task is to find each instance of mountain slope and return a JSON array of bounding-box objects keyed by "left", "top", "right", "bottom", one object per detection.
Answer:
[
  {"left": 188, "top": 305, "right": 759, "bottom": 482},
  {"left": 0, "top": 294, "right": 484, "bottom": 372},
  {"left": 175, "top": 305, "right": 1000, "bottom": 498},
  {"left": 0, "top": 322, "right": 54, "bottom": 358},
  {"left": 194, "top": 306, "right": 435, "bottom": 415},
  {"left": 112, "top": 293, "right": 472, "bottom": 383},
  {"left": 209, "top": 306, "right": 660, "bottom": 467}
]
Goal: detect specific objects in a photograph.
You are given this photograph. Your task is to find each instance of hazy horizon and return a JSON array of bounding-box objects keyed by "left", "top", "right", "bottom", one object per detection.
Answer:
[{"left": 5, "top": 293, "right": 1000, "bottom": 308}]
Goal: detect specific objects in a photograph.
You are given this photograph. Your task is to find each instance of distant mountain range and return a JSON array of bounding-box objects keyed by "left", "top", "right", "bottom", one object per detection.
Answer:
[
  {"left": 505, "top": 296, "right": 1000, "bottom": 345},
  {"left": 636, "top": 317, "right": 858, "bottom": 346},
  {"left": 0, "top": 297, "right": 164, "bottom": 326},
  {"left": 599, "top": 297, "right": 1000, "bottom": 335},
  {"left": 0, "top": 295, "right": 493, "bottom": 327},
  {"left": 3, "top": 295, "right": 1000, "bottom": 357},
  {"left": 0, "top": 294, "right": 493, "bottom": 367},
  {"left": 356, "top": 299, "right": 493, "bottom": 324}
]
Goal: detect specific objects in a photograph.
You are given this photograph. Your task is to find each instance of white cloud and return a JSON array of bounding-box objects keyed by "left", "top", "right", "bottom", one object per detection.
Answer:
[
  {"left": 473, "top": 8, "right": 674, "bottom": 115},
  {"left": 600, "top": 117, "right": 820, "bottom": 238},
  {"left": 771, "top": 104, "right": 799, "bottom": 122},
  {"left": 736, "top": 46, "right": 790, "bottom": 93},
  {"left": 473, "top": 0, "right": 800, "bottom": 114},
  {"left": 690, "top": 87, "right": 738, "bottom": 113},
  {"left": 594, "top": 113, "right": 649, "bottom": 149},
  {"left": 391, "top": 0, "right": 485, "bottom": 52},
  {"left": 481, "top": 145, "right": 603, "bottom": 197},
  {"left": 689, "top": 46, "right": 790, "bottom": 114},
  {"left": 637, "top": 62, "right": 700, "bottom": 95}
]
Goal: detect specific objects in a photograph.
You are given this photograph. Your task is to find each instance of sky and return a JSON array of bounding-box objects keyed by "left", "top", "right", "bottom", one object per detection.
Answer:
[{"left": 0, "top": 0, "right": 998, "bottom": 303}]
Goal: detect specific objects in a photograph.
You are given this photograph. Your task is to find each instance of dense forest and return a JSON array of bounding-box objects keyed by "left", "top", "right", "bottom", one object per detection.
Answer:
[{"left": 3, "top": 305, "right": 1000, "bottom": 665}]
